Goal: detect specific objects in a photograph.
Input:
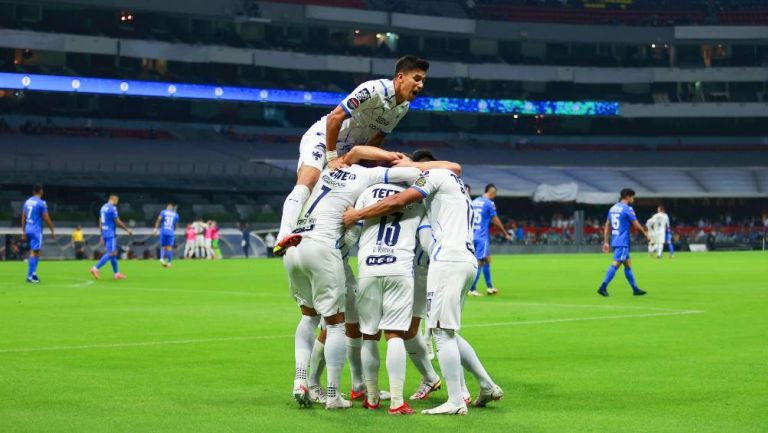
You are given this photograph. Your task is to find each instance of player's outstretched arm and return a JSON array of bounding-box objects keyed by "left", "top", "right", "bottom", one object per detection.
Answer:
[
  {"left": 116, "top": 218, "right": 133, "bottom": 236},
  {"left": 364, "top": 131, "right": 386, "bottom": 148},
  {"left": 343, "top": 188, "right": 423, "bottom": 228},
  {"left": 43, "top": 211, "right": 55, "bottom": 240},
  {"left": 395, "top": 160, "right": 462, "bottom": 176},
  {"left": 602, "top": 220, "right": 611, "bottom": 253},
  {"left": 633, "top": 220, "right": 650, "bottom": 241},
  {"left": 492, "top": 216, "right": 511, "bottom": 240},
  {"left": 325, "top": 105, "right": 349, "bottom": 168},
  {"left": 153, "top": 215, "right": 162, "bottom": 235},
  {"left": 342, "top": 145, "right": 403, "bottom": 166}
]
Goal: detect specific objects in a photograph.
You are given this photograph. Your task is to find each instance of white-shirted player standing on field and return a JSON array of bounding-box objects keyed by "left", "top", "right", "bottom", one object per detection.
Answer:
[
  {"left": 650, "top": 205, "right": 671, "bottom": 259},
  {"left": 343, "top": 154, "right": 504, "bottom": 416},
  {"left": 284, "top": 146, "right": 422, "bottom": 410},
  {"left": 273, "top": 55, "right": 429, "bottom": 257}
]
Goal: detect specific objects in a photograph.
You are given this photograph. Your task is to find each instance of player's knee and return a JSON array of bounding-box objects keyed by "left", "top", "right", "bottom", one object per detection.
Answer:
[
  {"left": 324, "top": 312, "right": 345, "bottom": 326},
  {"left": 300, "top": 305, "right": 319, "bottom": 317},
  {"left": 296, "top": 167, "right": 320, "bottom": 187},
  {"left": 363, "top": 332, "right": 381, "bottom": 341},
  {"left": 345, "top": 322, "right": 362, "bottom": 338},
  {"left": 384, "top": 331, "right": 406, "bottom": 341},
  {"left": 404, "top": 318, "right": 421, "bottom": 339}
]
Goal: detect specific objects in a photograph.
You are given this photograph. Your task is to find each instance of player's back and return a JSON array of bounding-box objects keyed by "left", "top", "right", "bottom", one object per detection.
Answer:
[
  {"left": 653, "top": 212, "right": 669, "bottom": 232},
  {"left": 607, "top": 202, "right": 636, "bottom": 247},
  {"left": 471, "top": 196, "right": 495, "bottom": 239},
  {"left": 100, "top": 203, "right": 117, "bottom": 237},
  {"left": 160, "top": 210, "right": 178, "bottom": 234},
  {"left": 413, "top": 169, "right": 475, "bottom": 263},
  {"left": 23, "top": 196, "right": 46, "bottom": 233},
  {"left": 356, "top": 183, "right": 425, "bottom": 277}
]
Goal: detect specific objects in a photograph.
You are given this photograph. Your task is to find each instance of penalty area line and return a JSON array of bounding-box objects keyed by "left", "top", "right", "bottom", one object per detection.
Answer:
[{"left": 462, "top": 310, "right": 705, "bottom": 329}]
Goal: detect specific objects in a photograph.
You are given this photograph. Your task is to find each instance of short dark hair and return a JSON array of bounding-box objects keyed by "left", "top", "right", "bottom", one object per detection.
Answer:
[
  {"left": 485, "top": 184, "right": 496, "bottom": 193},
  {"left": 412, "top": 149, "right": 436, "bottom": 162},
  {"left": 395, "top": 55, "right": 429, "bottom": 76},
  {"left": 620, "top": 188, "right": 636, "bottom": 199},
  {"left": 32, "top": 184, "right": 43, "bottom": 194},
  {"left": 658, "top": 205, "right": 665, "bottom": 211}
]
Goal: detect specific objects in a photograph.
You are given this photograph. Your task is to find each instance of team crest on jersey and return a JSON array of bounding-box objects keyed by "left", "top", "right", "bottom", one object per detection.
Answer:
[
  {"left": 355, "top": 88, "right": 371, "bottom": 102},
  {"left": 347, "top": 98, "right": 360, "bottom": 110},
  {"left": 415, "top": 176, "right": 427, "bottom": 187}
]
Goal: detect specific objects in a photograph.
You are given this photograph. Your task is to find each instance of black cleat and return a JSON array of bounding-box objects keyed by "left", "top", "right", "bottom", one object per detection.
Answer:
[
  {"left": 633, "top": 288, "right": 647, "bottom": 296},
  {"left": 597, "top": 287, "right": 609, "bottom": 297}
]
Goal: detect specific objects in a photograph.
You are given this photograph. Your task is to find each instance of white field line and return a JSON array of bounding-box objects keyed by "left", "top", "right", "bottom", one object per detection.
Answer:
[
  {"left": 485, "top": 301, "right": 700, "bottom": 313},
  {"left": 0, "top": 310, "right": 704, "bottom": 354}
]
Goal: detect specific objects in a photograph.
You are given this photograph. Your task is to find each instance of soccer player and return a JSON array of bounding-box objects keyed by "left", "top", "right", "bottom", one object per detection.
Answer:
[
  {"left": 204, "top": 220, "right": 216, "bottom": 259},
  {"left": 469, "top": 184, "right": 511, "bottom": 296},
  {"left": 645, "top": 217, "right": 658, "bottom": 257},
  {"left": 654, "top": 206, "right": 674, "bottom": 258},
  {"left": 153, "top": 203, "right": 179, "bottom": 267},
  {"left": 598, "top": 188, "right": 651, "bottom": 297},
  {"left": 273, "top": 55, "right": 429, "bottom": 256},
  {"left": 210, "top": 221, "right": 222, "bottom": 259},
  {"left": 343, "top": 158, "right": 504, "bottom": 416},
  {"left": 184, "top": 224, "right": 196, "bottom": 259},
  {"left": 21, "top": 184, "right": 55, "bottom": 283},
  {"left": 90, "top": 194, "right": 132, "bottom": 280},
  {"left": 192, "top": 218, "right": 207, "bottom": 259},
  {"left": 283, "top": 145, "right": 418, "bottom": 410}
]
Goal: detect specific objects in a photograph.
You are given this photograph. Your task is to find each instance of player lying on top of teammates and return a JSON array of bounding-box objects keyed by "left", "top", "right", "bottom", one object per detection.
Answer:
[
  {"left": 284, "top": 144, "right": 426, "bottom": 410},
  {"left": 598, "top": 188, "right": 651, "bottom": 297},
  {"left": 273, "top": 55, "right": 430, "bottom": 257},
  {"left": 343, "top": 152, "right": 504, "bottom": 416}
]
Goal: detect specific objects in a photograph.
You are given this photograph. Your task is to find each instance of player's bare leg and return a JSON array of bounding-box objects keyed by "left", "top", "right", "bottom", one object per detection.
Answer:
[
  {"left": 345, "top": 322, "right": 366, "bottom": 400},
  {"left": 361, "top": 331, "right": 382, "bottom": 410},
  {"left": 404, "top": 317, "right": 442, "bottom": 400},
  {"left": 383, "top": 330, "right": 415, "bottom": 415},
  {"left": 275, "top": 165, "right": 320, "bottom": 256},
  {"left": 323, "top": 312, "right": 351, "bottom": 409},
  {"left": 293, "top": 306, "right": 320, "bottom": 408}
]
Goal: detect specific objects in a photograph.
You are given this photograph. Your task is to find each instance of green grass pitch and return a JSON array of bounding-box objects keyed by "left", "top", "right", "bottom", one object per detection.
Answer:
[{"left": 1, "top": 252, "right": 766, "bottom": 433}]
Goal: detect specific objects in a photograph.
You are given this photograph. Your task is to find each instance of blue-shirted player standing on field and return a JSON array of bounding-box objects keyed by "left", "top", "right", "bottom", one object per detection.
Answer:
[
  {"left": 153, "top": 202, "right": 179, "bottom": 268},
  {"left": 469, "top": 184, "right": 511, "bottom": 297},
  {"left": 90, "top": 194, "right": 133, "bottom": 280},
  {"left": 598, "top": 188, "right": 650, "bottom": 297},
  {"left": 21, "top": 184, "right": 56, "bottom": 283}
]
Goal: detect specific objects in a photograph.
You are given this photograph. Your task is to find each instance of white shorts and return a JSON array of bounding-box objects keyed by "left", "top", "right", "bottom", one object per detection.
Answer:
[
  {"left": 344, "top": 259, "right": 358, "bottom": 323},
  {"left": 653, "top": 236, "right": 665, "bottom": 246},
  {"left": 413, "top": 266, "right": 428, "bottom": 319},
  {"left": 426, "top": 261, "right": 477, "bottom": 331},
  {"left": 356, "top": 275, "right": 414, "bottom": 335},
  {"left": 297, "top": 132, "right": 326, "bottom": 172},
  {"left": 195, "top": 235, "right": 205, "bottom": 248},
  {"left": 205, "top": 238, "right": 213, "bottom": 248},
  {"left": 283, "top": 238, "right": 345, "bottom": 318}
]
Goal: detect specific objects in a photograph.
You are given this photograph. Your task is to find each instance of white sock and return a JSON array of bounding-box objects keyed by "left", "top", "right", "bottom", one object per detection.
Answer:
[
  {"left": 404, "top": 333, "right": 440, "bottom": 383},
  {"left": 324, "top": 323, "right": 346, "bottom": 400},
  {"left": 456, "top": 333, "right": 494, "bottom": 391},
  {"left": 460, "top": 370, "right": 469, "bottom": 396},
  {"left": 433, "top": 328, "right": 463, "bottom": 406},
  {"left": 346, "top": 336, "right": 364, "bottom": 391},
  {"left": 295, "top": 315, "right": 320, "bottom": 383},
  {"left": 279, "top": 185, "right": 310, "bottom": 239},
  {"left": 361, "top": 339, "right": 380, "bottom": 404},
  {"left": 386, "top": 337, "right": 406, "bottom": 408},
  {"left": 308, "top": 339, "right": 325, "bottom": 388}
]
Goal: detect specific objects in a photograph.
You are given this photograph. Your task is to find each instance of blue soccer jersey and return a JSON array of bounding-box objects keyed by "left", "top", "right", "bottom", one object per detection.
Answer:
[
  {"left": 607, "top": 202, "right": 637, "bottom": 247},
  {"left": 158, "top": 210, "right": 179, "bottom": 235},
  {"left": 23, "top": 196, "right": 48, "bottom": 234},
  {"left": 471, "top": 196, "right": 497, "bottom": 241},
  {"left": 100, "top": 203, "right": 118, "bottom": 238}
]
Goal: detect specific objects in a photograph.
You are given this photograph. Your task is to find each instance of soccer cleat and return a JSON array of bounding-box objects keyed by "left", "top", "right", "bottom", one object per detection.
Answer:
[
  {"left": 597, "top": 287, "right": 609, "bottom": 297},
  {"left": 388, "top": 402, "right": 415, "bottom": 415},
  {"left": 308, "top": 385, "right": 327, "bottom": 404},
  {"left": 473, "top": 384, "right": 504, "bottom": 407},
  {"left": 633, "top": 288, "right": 647, "bottom": 296},
  {"left": 26, "top": 276, "right": 40, "bottom": 284},
  {"left": 467, "top": 290, "right": 483, "bottom": 297},
  {"left": 462, "top": 389, "right": 472, "bottom": 405},
  {"left": 421, "top": 401, "right": 468, "bottom": 416},
  {"left": 325, "top": 395, "right": 352, "bottom": 410},
  {"left": 114, "top": 273, "right": 127, "bottom": 280},
  {"left": 293, "top": 382, "right": 312, "bottom": 408},
  {"left": 409, "top": 378, "right": 442, "bottom": 400},
  {"left": 487, "top": 287, "right": 499, "bottom": 295},
  {"left": 378, "top": 390, "right": 391, "bottom": 401},
  {"left": 159, "top": 259, "right": 165, "bottom": 266},
  {"left": 349, "top": 387, "right": 366, "bottom": 401},
  {"left": 90, "top": 267, "right": 100, "bottom": 280},
  {"left": 273, "top": 234, "right": 302, "bottom": 257},
  {"left": 362, "top": 396, "right": 380, "bottom": 410}
]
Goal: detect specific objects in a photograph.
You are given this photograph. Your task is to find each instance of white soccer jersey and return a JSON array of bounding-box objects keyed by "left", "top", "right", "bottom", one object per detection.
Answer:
[
  {"left": 652, "top": 212, "right": 670, "bottom": 234},
  {"left": 305, "top": 79, "right": 409, "bottom": 154},
  {"left": 294, "top": 165, "right": 422, "bottom": 246},
  {"left": 410, "top": 169, "right": 476, "bottom": 264},
  {"left": 645, "top": 218, "right": 658, "bottom": 237},
  {"left": 354, "top": 183, "right": 425, "bottom": 278},
  {"left": 414, "top": 214, "right": 432, "bottom": 273}
]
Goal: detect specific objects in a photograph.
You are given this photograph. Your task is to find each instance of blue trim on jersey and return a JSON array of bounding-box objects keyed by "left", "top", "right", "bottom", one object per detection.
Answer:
[
  {"left": 416, "top": 225, "right": 431, "bottom": 231},
  {"left": 432, "top": 245, "right": 442, "bottom": 261},
  {"left": 339, "top": 103, "right": 352, "bottom": 117},
  {"left": 355, "top": 222, "right": 364, "bottom": 227},
  {"left": 379, "top": 80, "right": 388, "bottom": 96},
  {"left": 384, "top": 169, "right": 389, "bottom": 184},
  {"left": 411, "top": 186, "right": 428, "bottom": 198}
]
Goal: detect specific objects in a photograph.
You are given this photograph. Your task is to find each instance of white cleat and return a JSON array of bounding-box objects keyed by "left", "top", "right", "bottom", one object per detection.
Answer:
[
  {"left": 309, "top": 385, "right": 327, "bottom": 404},
  {"left": 473, "top": 384, "right": 504, "bottom": 407},
  {"left": 462, "top": 390, "right": 472, "bottom": 406},
  {"left": 486, "top": 287, "right": 499, "bottom": 295},
  {"left": 468, "top": 290, "right": 483, "bottom": 297},
  {"left": 293, "top": 381, "right": 312, "bottom": 408},
  {"left": 409, "top": 378, "right": 442, "bottom": 400},
  {"left": 325, "top": 395, "right": 352, "bottom": 410},
  {"left": 421, "top": 401, "right": 468, "bottom": 416},
  {"left": 378, "top": 390, "right": 391, "bottom": 401}
]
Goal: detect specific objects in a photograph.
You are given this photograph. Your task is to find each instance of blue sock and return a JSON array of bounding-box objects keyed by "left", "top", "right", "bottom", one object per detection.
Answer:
[
  {"left": 470, "top": 267, "right": 481, "bottom": 291},
  {"left": 624, "top": 267, "right": 639, "bottom": 290},
  {"left": 601, "top": 265, "right": 618, "bottom": 289},
  {"left": 166, "top": 250, "right": 173, "bottom": 263},
  {"left": 160, "top": 249, "right": 166, "bottom": 261},
  {"left": 482, "top": 263, "right": 493, "bottom": 288},
  {"left": 668, "top": 242, "right": 675, "bottom": 255},
  {"left": 27, "top": 256, "right": 38, "bottom": 278},
  {"left": 110, "top": 256, "right": 119, "bottom": 274},
  {"left": 31, "top": 256, "right": 39, "bottom": 275},
  {"left": 95, "top": 254, "right": 110, "bottom": 270}
]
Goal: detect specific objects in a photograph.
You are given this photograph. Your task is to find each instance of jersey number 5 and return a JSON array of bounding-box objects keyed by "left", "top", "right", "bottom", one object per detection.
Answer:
[{"left": 611, "top": 214, "right": 620, "bottom": 230}]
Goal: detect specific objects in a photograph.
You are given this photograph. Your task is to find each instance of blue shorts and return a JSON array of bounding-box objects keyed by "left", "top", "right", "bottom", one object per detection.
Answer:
[
  {"left": 160, "top": 233, "right": 175, "bottom": 247},
  {"left": 103, "top": 237, "right": 117, "bottom": 254},
  {"left": 473, "top": 237, "right": 490, "bottom": 260},
  {"left": 26, "top": 231, "right": 42, "bottom": 251},
  {"left": 612, "top": 246, "right": 630, "bottom": 262}
]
